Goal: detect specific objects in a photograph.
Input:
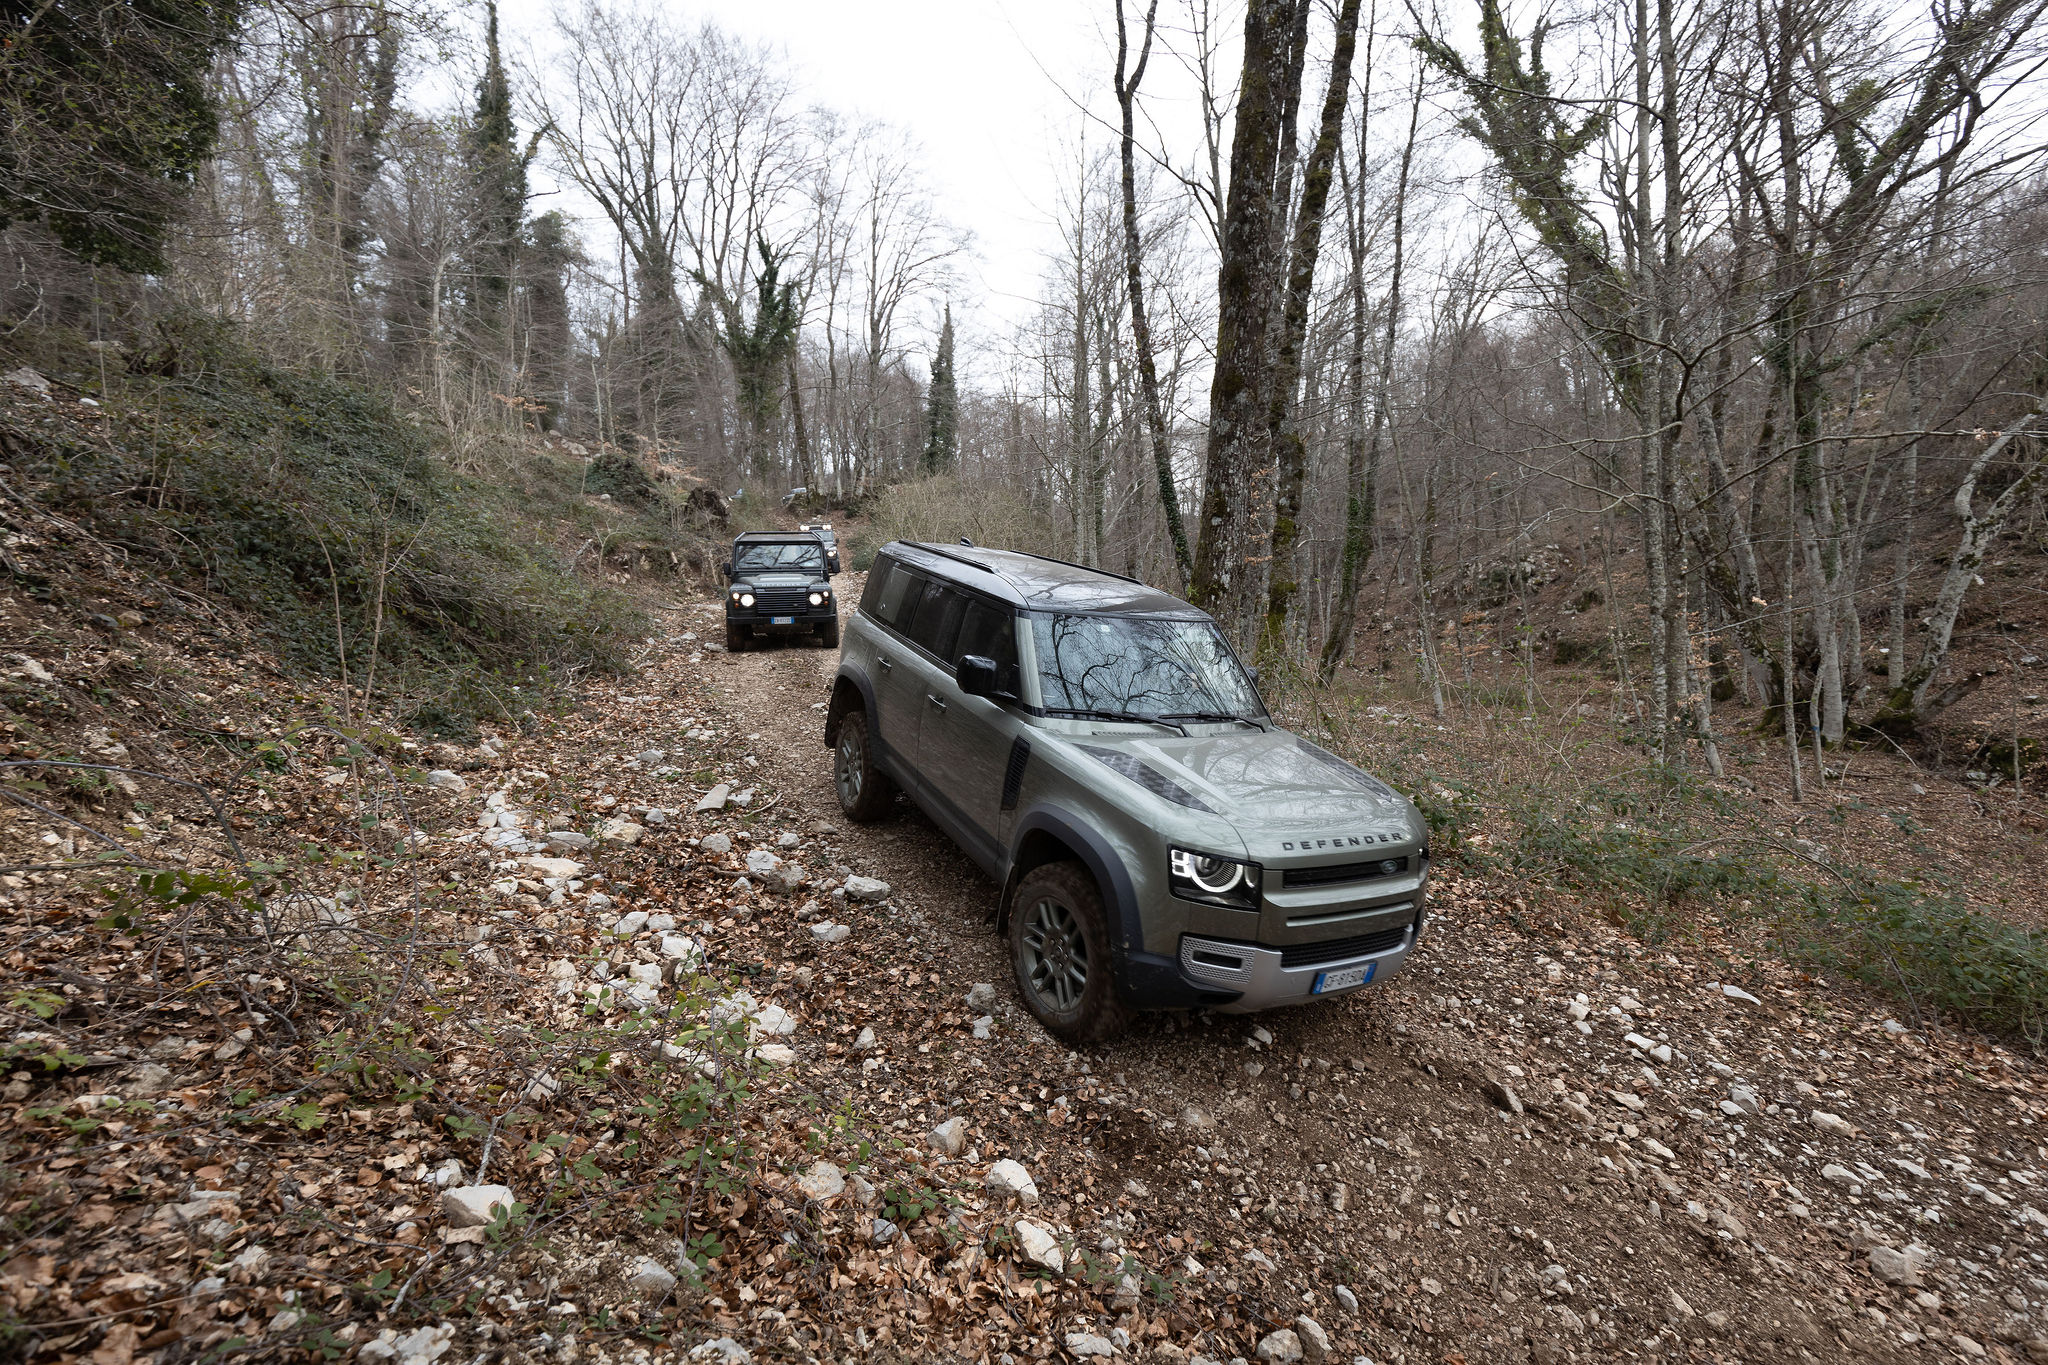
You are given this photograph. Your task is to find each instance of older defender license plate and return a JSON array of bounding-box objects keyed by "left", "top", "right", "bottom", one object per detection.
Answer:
[
  {"left": 1313, "top": 962, "right": 1375, "bottom": 994},
  {"left": 770, "top": 616, "right": 795, "bottom": 625}
]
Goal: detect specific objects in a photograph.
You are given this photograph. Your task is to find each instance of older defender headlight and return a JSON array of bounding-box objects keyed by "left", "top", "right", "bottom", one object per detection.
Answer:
[
  {"left": 1170, "top": 848, "right": 1261, "bottom": 910},
  {"left": 809, "top": 591, "right": 825, "bottom": 606},
  {"left": 737, "top": 592, "right": 755, "bottom": 608}
]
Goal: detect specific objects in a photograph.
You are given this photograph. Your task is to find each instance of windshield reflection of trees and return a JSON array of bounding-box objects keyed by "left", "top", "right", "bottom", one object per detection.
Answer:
[
  {"left": 1037, "top": 615, "right": 1252, "bottom": 716},
  {"left": 736, "top": 544, "right": 824, "bottom": 573}
]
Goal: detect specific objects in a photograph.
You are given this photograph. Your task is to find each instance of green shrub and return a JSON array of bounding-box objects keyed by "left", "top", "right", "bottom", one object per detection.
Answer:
[
  {"left": 1487, "top": 781, "right": 2048, "bottom": 1046},
  {"left": 8, "top": 319, "right": 646, "bottom": 732},
  {"left": 1287, "top": 681, "right": 2048, "bottom": 1047}
]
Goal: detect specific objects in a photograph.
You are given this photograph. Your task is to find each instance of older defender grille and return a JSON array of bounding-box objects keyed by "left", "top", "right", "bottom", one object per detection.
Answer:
[
  {"left": 1282, "top": 855, "right": 1409, "bottom": 889},
  {"left": 1279, "top": 924, "right": 1409, "bottom": 968},
  {"left": 751, "top": 587, "right": 813, "bottom": 614}
]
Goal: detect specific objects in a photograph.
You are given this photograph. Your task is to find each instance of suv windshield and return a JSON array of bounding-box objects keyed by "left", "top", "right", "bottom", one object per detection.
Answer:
[
  {"left": 1030, "top": 613, "right": 1263, "bottom": 721},
  {"left": 735, "top": 542, "right": 825, "bottom": 575}
]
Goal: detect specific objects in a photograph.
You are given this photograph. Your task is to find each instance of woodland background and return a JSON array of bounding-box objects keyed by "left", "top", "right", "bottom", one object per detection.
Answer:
[{"left": 3, "top": 0, "right": 2047, "bottom": 781}]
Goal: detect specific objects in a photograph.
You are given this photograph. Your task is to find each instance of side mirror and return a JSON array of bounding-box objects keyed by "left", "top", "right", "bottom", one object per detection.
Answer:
[
  {"left": 719, "top": 561, "right": 733, "bottom": 580},
  {"left": 957, "top": 654, "right": 999, "bottom": 698}
]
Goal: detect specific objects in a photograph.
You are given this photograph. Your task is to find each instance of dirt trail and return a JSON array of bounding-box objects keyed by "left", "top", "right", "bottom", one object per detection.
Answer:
[{"left": 673, "top": 581, "right": 2048, "bottom": 1365}]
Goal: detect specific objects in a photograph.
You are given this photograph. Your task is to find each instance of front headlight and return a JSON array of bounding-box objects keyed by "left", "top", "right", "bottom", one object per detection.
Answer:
[
  {"left": 738, "top": 592, "right": 755, "bottom": 608},
  {"left": 808, "top": 591, "right": 825, "bottom": 606},
  {"left": 1170, "top": 848, "right": 1261, "bottom": 910}
]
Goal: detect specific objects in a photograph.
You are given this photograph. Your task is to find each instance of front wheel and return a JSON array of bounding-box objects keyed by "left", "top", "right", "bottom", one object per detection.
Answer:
[
  {"left": 833, "top": 710, "right": 896, "bottom": 823},
  {"left": 725, "top": 620, "right": 749, "bottom": 652},
  {"left": 1008, "top": 861, "right": 1130, "bottom": 1044},
  {"left": 817, "top": 615, "right": 840, "bottom": 648}
]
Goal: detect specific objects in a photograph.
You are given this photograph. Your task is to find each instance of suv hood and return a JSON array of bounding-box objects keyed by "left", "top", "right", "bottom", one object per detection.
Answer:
[
  {"left": 1076, "top": 728, "right": 1417, "bottom": 840},
  {"left": 737, "top": 573, "right": 826, "bottom": 588}
]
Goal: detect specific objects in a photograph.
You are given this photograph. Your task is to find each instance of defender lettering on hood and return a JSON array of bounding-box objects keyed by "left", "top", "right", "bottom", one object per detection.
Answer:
[{"left": 1280, "top": 833, "right": 1403, "bottom": 851}]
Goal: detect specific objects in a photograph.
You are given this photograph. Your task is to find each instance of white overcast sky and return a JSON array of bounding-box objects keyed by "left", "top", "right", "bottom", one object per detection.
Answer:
[{"left": 489, "top": 0, "right": 1194, "bottom": 352}]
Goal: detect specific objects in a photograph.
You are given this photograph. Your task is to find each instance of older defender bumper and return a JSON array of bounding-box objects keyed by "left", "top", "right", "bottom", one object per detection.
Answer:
[{"left": 1175, "top": 918, "right": 1420, "bottom": 1012}]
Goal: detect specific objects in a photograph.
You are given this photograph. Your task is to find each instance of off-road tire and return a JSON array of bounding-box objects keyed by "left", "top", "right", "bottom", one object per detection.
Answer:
[
  {"left": 1008, "top": 861, "right": 1130, "bottom": 1045},
  {"left": 725, "top": 621, "right": 749, "bottom": 652},
  {"left": 832, "top": 710, "right": 895, "bottom": 823},
  {"left": 818, "top": 615, "right": 840, "bottom": 649}
]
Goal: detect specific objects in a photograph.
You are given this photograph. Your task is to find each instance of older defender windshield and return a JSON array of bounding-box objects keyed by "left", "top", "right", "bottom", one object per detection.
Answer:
[
  {"left": 1030, "top": 613, "right": 1263, "bottom": 721},
  {"left": 735, "top": 541, "right": 825, "bottom": 575}
]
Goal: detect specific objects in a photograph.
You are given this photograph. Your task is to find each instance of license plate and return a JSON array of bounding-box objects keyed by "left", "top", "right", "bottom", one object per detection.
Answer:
[
  {"left": 770, "top": 616, "right": 794, "bottom": 625},
  {"left": 1312, "top": 961, "right": 1375, "bottom": 994}
]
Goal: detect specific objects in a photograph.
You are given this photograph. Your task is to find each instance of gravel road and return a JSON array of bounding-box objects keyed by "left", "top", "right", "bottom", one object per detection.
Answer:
[{"left": 660, "top": 583, "right": 2048, "bottom": 1365}]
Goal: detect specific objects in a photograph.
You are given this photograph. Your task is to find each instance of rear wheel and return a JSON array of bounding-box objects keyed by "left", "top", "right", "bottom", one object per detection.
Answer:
[
  {"left": 1008, "top": 861, "right": 1130, "bottom": 1044},
  {"left": 833, "top": 710, "right": 895, "bottom": 822},
  {"left": 725, "top": 620, "right": 749, "bottom": 652},
  {"left": 817, "top": 615, "right": 840, "bottom": 648}
]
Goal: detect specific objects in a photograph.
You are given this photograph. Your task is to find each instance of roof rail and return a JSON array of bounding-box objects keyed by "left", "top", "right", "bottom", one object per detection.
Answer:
[
  {"left": 903, "top": 541, "right": 996, "bottom": 573},
  {"left": 901, "top": 541, "right": 1152, "bottom": 591},
  {"left": 1001, "top": 548, "right": 1145, "bottom": 587}
]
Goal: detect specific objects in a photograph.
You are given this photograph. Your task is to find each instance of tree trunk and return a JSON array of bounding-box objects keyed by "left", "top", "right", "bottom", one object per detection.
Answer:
[
  {"left": 1874, "top": 414, "right": 2044, "bottom": 730},
  {"left": 1190, "top": 0, "right": 1305, "bottom": 646},
  {"left": 1113, "top": 1, "right": 1196, "bottom": 590},
  {"left": 1259, "top": 0, "right": 1363, "bottom": 665},
  {"left": 1320, "top": 61, "right": 1417, "bottom": 685}
]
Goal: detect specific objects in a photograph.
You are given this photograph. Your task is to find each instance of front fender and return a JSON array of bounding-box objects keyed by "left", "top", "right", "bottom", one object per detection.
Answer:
[
  {"left": 1002, "top": 802, "right": 1142, "bottom": 958},
  {"left": 824, "top": 666, "right": 876, "bottom": 747}
]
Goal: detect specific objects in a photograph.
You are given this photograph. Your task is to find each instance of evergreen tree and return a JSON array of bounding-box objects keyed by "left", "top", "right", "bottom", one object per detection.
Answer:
[
  {"left": 463, "top": 2, "right": 527, "bottom": 314},
  {"left": 0, "top": 0, "right": 244, "bottom": 271},
  {"left": 921, "top": 304, "right": 958, "bottom": 474}
]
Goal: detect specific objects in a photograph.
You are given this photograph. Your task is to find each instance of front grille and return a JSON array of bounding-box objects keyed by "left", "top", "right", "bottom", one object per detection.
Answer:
[
  {"left": 1279, "top": 924, "right": 1409, "bottom": 968},
  {"left": 1283, "top": 855, "right": 1409, "bottom": 888},
  {"left": 752, "top": 588, "right": 814, "bottom": 614}
]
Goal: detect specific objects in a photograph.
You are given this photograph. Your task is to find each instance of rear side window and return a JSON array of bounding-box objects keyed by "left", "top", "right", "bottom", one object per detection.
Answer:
[
  {"left": 904, "top": 582, "right": 966, "bottom": 659},
  {"left": 954, "top": 599, "right": 1021, "bottom": 692},
  {"left": 863, "top": 559, "right": 919, "bottom": 627}
]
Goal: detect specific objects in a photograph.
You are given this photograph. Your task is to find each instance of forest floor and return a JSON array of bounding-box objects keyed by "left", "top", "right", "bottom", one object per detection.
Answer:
[{"left": 6, "top": 549, "right": 2048, "bottom": 1365}]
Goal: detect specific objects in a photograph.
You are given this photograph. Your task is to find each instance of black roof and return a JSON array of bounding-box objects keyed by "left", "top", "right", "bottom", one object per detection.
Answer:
[
  {"left": 734, "top": 530, "right": 827, "bottom": 543},
  {"left": 885, "top": 541, "right": 1204, "bottom": 617}
]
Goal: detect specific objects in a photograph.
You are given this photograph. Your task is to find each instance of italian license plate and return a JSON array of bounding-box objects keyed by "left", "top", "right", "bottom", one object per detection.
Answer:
[
  {"left": 770, "top": 616, "right": 795, "bottom": 625},
  {"left": 1313, "top": 961, "right": 1376, "bottom": 994}
]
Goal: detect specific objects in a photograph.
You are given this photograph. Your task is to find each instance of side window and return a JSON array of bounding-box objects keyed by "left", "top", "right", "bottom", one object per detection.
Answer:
[
  {"left": 904, "top": 582, "right": 966, "bottom": 659},
  {"left": 863, "top": 559, "right": 919, "bottom": 628},
  {"left": 954, "top": 599, "right": 1021, "bottom": 692}
]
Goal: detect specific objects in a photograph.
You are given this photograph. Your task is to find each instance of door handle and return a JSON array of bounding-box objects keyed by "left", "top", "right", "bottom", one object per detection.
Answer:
[
  {"left": 926, "top": 694, "right": 948, "bottom": 711},
  {"left": 878, "top": 656, "right": 893, "bottom": 672}
]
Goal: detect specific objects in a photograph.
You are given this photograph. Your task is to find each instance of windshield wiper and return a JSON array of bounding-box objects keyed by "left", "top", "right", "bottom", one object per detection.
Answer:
[
  {"left": 1155, "top": 711, "right": 1268, "bottom": 730},
  {"left": 1045, "top": 707, "right": 1187, "bottom": 734}
]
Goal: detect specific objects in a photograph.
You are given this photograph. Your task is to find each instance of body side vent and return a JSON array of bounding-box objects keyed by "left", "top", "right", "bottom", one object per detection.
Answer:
[{"left": 1000, "top": 737, "right": 1031, "bottom": 811}]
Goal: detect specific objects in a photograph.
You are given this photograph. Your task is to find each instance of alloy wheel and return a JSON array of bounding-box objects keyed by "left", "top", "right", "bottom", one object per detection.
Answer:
[
  {"left": 836, "top": 730, "right": 864, "bottom": 807},
  {"left": 1020, "top": 895, "right": 1088, "bottom": 1013}
]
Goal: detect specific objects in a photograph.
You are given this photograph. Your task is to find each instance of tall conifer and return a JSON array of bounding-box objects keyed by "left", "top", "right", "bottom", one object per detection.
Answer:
[
  {"left": 922, "top": 305, "right": 959, "bottom": 473},
  {"left": 464, "top": 2, "right": 526, "bottom": 312}
]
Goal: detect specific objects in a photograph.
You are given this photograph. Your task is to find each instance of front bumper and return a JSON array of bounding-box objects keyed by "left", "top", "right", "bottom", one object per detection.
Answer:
[
  {"left": 728, "top": 605, "right": 835, "bottom": 629},
  {"left": 1172, "top": 916, "right": 1421, "bottom": 1012}
]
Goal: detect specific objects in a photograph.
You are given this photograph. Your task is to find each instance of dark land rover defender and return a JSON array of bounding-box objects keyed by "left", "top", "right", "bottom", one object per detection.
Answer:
[{"left": 721, "top": 531, "right": 839, "bottom": 651}]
